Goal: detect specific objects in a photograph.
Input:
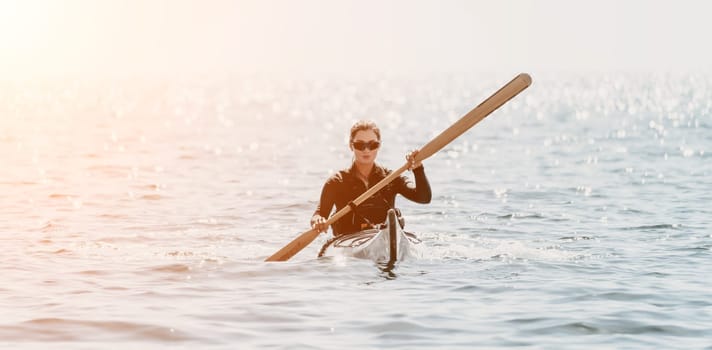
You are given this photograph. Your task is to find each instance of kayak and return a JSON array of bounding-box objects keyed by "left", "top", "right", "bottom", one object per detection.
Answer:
[{"left": 317, "top": 209, "right": 421, "bottom": 264}]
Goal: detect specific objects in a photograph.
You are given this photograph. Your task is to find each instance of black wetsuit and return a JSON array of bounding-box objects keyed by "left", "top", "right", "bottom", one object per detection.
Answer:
[{"left": 313, "top": 163, "right": 431, "bottom": 236}]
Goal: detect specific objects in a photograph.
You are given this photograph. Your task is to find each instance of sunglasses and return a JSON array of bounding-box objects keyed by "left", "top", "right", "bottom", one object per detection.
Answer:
[{"left": 352, "top": 140, "right": 381, "bottom": 151}]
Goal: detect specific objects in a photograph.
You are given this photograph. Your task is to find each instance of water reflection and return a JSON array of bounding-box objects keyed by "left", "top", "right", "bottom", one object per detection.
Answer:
[{"left": 377, "top": 260, "right": 398, "bottom": 280}]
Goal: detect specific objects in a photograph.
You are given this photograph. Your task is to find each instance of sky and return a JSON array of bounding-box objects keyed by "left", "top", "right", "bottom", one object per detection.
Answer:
[{"left": 1, "top": 0, "right": 711, "bottom": 78}]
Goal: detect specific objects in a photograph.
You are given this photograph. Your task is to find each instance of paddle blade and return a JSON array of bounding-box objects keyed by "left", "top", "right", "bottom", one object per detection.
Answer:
[
  {"left": 265, "top": 228, "right": 321, "bottom": 261},
  {"left": 415, "top": 73, "right": 532, "bottom": 162}
]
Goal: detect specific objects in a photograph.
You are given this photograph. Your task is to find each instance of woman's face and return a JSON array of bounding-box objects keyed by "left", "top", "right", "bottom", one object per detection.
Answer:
[{"left": 350, "top": 129, "right": 380, "bottom": 165}]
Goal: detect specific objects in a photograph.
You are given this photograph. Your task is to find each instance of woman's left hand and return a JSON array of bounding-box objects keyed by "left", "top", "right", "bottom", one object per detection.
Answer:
[{"left": 406, "top": 149, "right": 422, "bottom": 170}]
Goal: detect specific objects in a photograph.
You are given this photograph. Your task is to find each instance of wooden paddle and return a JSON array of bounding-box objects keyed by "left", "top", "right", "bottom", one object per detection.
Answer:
[{"left": 265, "top": 73, "right": 532, "bottom": 262}]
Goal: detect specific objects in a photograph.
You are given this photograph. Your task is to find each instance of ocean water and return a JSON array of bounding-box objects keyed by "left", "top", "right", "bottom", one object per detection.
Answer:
[{"left": 1, "top": 72, "right": 711, "bottom": 349}]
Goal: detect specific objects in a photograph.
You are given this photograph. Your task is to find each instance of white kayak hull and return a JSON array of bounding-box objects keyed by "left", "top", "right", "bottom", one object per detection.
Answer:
[{"left": 318, "top": 209, "right": 419, "bottom": 263}]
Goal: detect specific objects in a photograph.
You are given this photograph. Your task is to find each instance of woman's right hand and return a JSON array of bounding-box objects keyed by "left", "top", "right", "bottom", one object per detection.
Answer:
[{"left": 311, "top": 215, "right": 327, "bottom": 233}]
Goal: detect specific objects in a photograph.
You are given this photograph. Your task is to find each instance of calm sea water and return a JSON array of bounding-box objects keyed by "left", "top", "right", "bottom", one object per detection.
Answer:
[{"left": 1, "top": 72, "right": 711, "bottom": 349}]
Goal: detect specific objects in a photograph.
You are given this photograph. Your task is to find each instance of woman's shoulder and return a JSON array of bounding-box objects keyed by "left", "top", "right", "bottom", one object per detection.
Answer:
[
  {"left": 325, "top": 167, "right": 353, "bottom": 184},
  {"left": 373, "top": 164, "right": 403, "bottom": 184},
  {"left": 379, "top": 164, "right": 407, "bottom": 180},
  {"left": 374, "top": 164, "right": 391, "bottom": 176}
]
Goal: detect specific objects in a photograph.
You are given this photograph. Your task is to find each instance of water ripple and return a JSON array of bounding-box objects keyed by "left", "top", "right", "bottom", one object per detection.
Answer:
[
  {"left": 2, "top": 73, "right": 711, "bottom": 349},
  {"left": 1, "top": 318, "right": 193, "bottom": 342}
]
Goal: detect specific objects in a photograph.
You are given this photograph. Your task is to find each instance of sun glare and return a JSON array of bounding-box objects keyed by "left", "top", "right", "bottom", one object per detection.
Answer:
[
  {"left": 0, "top": 1, "right": 53, "bottom": 47},
  {"left": 0, "top": 0, "right": 56, "bottom": 75}
]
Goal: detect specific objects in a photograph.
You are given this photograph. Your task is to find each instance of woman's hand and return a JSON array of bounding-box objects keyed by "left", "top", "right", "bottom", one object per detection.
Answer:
[
  {"left": 406, "top": 149, "right": 423, "bottom": 170},
  {"left": 311, "top": 215, "right": 328, "bottom": 233}
]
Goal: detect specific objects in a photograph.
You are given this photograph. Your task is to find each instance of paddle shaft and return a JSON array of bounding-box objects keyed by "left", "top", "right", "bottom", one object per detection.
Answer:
[
  {"left": 265, "top": 73, "right": 532, "bottom": 262},
  {"left": 415, "top": 73, "right": 532, "bottom": 162}
]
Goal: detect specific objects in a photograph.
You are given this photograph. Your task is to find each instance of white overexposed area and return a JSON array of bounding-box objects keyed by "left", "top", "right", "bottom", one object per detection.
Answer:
[{"left": 1, "top": 0, "right": 711, "bottom": 78}]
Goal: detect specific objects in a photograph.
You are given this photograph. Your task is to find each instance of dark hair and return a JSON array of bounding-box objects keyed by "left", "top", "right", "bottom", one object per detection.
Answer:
[{"left": 349, "top": 120, "right": 381, "bottom": 143}]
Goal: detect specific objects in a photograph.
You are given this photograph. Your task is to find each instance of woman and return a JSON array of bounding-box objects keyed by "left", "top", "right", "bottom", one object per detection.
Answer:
[{"left": 311, "top": 120, "right": 432, "bottom": 236}]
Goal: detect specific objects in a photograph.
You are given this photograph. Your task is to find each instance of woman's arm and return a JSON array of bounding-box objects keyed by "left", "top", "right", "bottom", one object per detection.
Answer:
[
  {"left": 398, "top": 150, "right": 431, "bottom": 203},
  {"left": 398, "top": 166, "right": 432, "bottom": 204},
  {"left": 311, "top": 179, "right": 337, "bottom": 232}
]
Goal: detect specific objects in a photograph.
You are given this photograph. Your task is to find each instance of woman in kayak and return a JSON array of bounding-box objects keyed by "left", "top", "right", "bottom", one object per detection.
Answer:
[{"left": 311, "top": 120, "right": 432, "bottom": 236}]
